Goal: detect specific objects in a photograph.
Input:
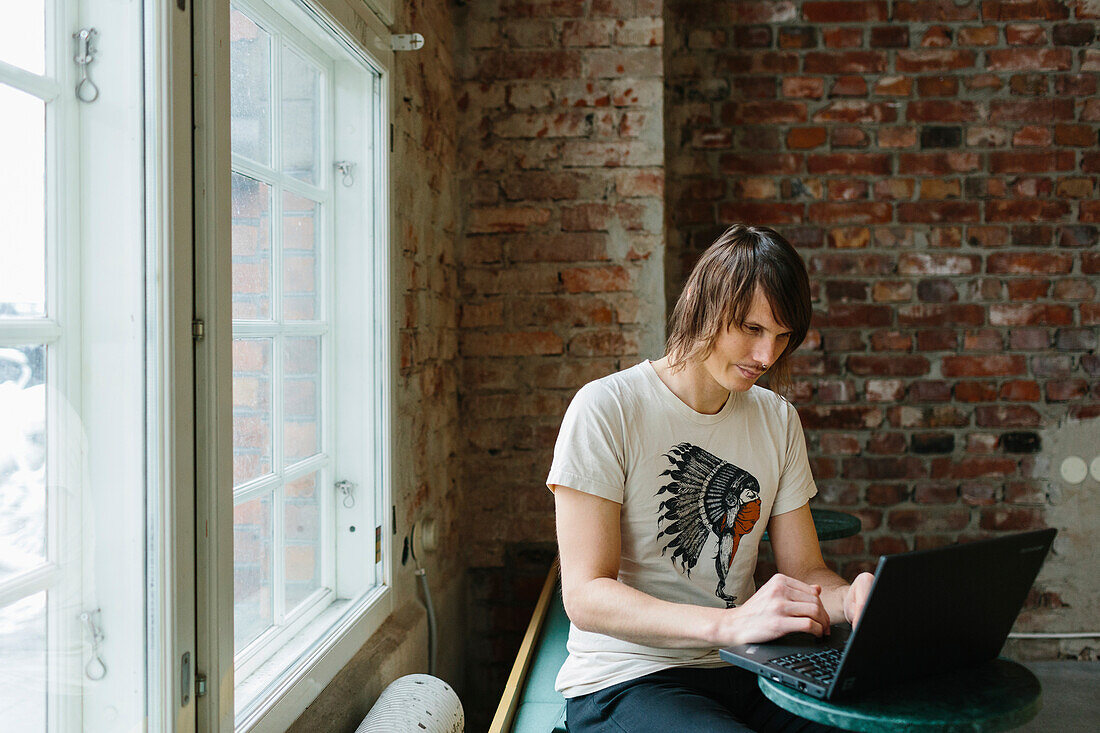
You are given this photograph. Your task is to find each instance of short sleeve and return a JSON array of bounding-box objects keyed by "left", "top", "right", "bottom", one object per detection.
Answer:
[
  {"left": 546, "top": 381, "right": 627, "bottom": 504},
  {"left": 770, "top": 400, "right": 818, "bottom": 516}
]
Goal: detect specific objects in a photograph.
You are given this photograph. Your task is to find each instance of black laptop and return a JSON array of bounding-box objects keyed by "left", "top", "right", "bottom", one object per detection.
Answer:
[{"left": 719, "top": 528, "right": 1056, "bottom": 700}]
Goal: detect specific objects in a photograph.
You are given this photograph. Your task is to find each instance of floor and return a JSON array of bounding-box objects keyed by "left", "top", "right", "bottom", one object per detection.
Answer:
[{"left": 1018, "top": 661, "right": 1099, "bottom": 731}]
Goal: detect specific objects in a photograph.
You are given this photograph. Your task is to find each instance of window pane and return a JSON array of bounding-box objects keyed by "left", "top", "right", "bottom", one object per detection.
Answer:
[
  {"left": 281, "top": 49, "right": 320, "bottom": 185},
  {"left": 283, "top": 337, "right": 320, "bottom": 465},
  {"left": 230, "top": 6, "right": 271, "bottom": 166},
  {"left": 0, "top": 345, "right": 47, "bottom": 583},
  {"left": 284, "top": 472, "right": 320, "bottom": 614},
  {"left": 0, "top": 4, "right": 45, "bottom": 76},
  {"left": 232, "top": 173, "right": 272, "bottom": 320},
  {"left": 234, "top": 494, "right": 273, "bottom": 651},
  {"left": 0, "top": 84, "right": 46, "bottom": 318},
  {"left": 0, "top": 592, "right": 46, "bottom": 731},
  {"left": 283, "top": 192, "right": 320, "bottom": 320},
  {"left": 233, "top": 338, "right": 273, "bottom": 486}
]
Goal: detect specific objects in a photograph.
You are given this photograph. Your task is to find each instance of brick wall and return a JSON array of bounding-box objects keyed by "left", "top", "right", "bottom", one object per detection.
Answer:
[
  {"left": 666, "top": 0, "right": 1100, "bottom": 660},
  {"left": 455, "top": 0, "right": 666, "bottom": 725}
]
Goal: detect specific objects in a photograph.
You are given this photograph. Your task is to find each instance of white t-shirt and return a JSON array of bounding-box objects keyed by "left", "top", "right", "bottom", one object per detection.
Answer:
[{"left": 546, "top": 360, "right": 817, "bottom": 698}]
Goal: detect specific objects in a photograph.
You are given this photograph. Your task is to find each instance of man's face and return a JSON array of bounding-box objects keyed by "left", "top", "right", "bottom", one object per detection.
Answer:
[{"left": 700, "top": 286, "right": 793, "bottom": 394}]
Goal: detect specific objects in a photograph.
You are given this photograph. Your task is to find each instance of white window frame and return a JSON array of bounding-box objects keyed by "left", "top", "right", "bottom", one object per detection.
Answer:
[{"left": 193, "top": 0, "right": 395, "bottom": 730}]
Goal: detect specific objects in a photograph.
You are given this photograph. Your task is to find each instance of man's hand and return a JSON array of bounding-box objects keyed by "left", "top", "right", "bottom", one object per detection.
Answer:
[
  {"left": 843, "top": 572, "right": 875, "bottom": 626},
  {"left": 718, "top": 573, "right": 832, "bottom": 646}
]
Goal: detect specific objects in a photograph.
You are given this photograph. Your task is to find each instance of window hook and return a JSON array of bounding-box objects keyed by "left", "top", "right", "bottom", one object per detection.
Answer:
[
  {"left": 73, "top": 28, "right": 100, "bottom": 103},
  {"left": 334, "top": 161, "right": 355, "bottom": 188},
  {"left": 80, "top": 609, "right": 108, "bottom": 680},
  {"left": 336, "top": 480, "right": 356, "bottom": 508}
]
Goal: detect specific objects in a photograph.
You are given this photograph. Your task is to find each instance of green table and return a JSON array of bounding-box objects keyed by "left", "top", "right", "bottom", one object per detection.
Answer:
[
  {"left": 763, "top": 508, "right": 862, "bottom": 542},
  {"left": 759, "top": 658, "right": 1041, "bottom": 732}
]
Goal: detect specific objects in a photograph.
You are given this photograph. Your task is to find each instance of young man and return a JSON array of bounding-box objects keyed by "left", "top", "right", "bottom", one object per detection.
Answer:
[{"left": 548, "top": 224, "right": 874, "bottom": 731}]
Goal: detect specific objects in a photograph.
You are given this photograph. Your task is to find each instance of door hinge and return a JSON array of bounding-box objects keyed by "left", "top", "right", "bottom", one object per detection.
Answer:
[
  {"left": 376, "top": 525, "right": 382, "bottom": 563},
  {"left": 196, "top": 672, "right": 207, "bottom": 698},
  {"left": 192, "top": 318, "right": 205, "bottom": 342}
]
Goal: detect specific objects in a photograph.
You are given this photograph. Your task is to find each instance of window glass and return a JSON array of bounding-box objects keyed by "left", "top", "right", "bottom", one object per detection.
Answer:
[
  {"left": 282, "top": 191, "right": 320, "bottom": 321},
  {"left": 233, "top": 338, "right": 274, "bottom": 486},
  {"left": 281, "top": 48, "right": 320, "bottom": 185},
  {"left": 0, "top": 84, "right": 46, "bottom": 318},
  {"left": 232, "top": 173, "right": 273, "bottom": 320},
  {"left": 0, "top": 592, "right": 47, "bottom": 731},
  {"left": 234, "top": 494, "right": 274, "bottom": 650},
  {"left": 283, "top": 336, "right": 321, "bottom": 465},
  {"left": 0, "top": 4, "right": 45, "bottom": 75},
  {"left": 284, "top": 471, "right": 321, "bottom": 613},
  {"left": 230, "top": 7, "right": 272, "bottom": 166},
  {"left": 0, "top": 346, "right": 47, "bottom": 583}
]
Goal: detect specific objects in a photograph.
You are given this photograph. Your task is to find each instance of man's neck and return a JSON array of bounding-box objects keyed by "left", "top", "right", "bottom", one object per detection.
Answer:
[{"left": 651, "top": 356, "right": 730, "bottom": 415}]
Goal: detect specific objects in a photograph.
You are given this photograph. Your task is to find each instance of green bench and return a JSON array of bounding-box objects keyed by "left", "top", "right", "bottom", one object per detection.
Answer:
[{"left": 489, "top": 559, "right": 569, "bottom": 733}]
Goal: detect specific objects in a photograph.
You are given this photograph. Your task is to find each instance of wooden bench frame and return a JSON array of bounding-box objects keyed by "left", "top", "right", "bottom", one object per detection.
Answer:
[{"left": 488, "top": 558, "right": 561, "bottom": 733}]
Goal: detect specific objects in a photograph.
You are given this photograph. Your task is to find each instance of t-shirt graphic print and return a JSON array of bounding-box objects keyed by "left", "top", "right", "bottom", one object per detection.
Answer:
[{"left": 657, "top": 443, "right": 762, "bottom": 607}]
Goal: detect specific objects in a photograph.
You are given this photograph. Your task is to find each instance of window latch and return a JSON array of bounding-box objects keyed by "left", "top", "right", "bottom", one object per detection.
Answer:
[
  {"left": 336, "top": 480, "right": 356, "bottom": 508},
  {"left": 391, "top": 34, "right": 424, "bottom": 52},
  {"left": 73, "top": 28, "right": 100, "bottom": 103},
  {"left": 80, "top": 608, "right": 108, "bottom": 680},
  {"left": 334, "top": 161, "right": 355, "bottom": 188}
]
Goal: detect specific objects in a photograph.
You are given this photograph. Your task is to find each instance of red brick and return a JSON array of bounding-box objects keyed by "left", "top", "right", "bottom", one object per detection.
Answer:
[
  {"left": 1011, "top": 125, "right": 1052, "bottom": 147},
  {"left": 560, "top": 266, "right": 632, "bottom": 293},
  {"left": 867, "top": 483, "right": 909, "bottom": 505},
  {"left": 810, "top": 253, "right": 896, "bottom": 275},
  {"left": 568, "top": 329, "right": 639, "bottom": 357},
  {"left": 871, "top": 25, "right": 909, "bottom": 47},
  {"left": 829, "top": 227, "right": 872, "bottom": 249},
  {"left": 804, "top": 51, "right": 888, "bottom": 73},
  {"left": 504, "top": 0, "right": 586, "bottom": 18},
  {"left": 561, "top": 19, "right": 614, "bottom": 47},
  {"left": 507, "top": 233, "right": 611, "bottom": 262},
  {"left": 868, "top": 434, "right": 908, "bottom": 454},
  {"left": 808, "top": 202, "right": 892, "bottom": 224},
  {"left": 832, "top": 75, "right": 868, "bottom": 96},
  {"left": 986, "top": 200, "right": 1072, "bottom": 221},
  {"left": 900, "top": 153, "right": 980, "bottom": 175},
  {"left": 916, "top": 330, "right": 958, "bottom": 351},
  {"left": 512, "top": 296, "right": 614, "bottom": 327},
  {"left": 913, "top": 482, "right": 959, "bottom": 503},
  {"left": 942, "top": 355, "right": 1026, "bottom": 377},
  {"left": 718, "top": 202, "right": 805, "bottom": 225},
  {"left": 723, "top": 101, "right": 808, "bottom": 124},
  {"left": 468, "top": 206, "right": 552, "bottom": 233},
  {"left": 798, "top": 405, "right": 885, "bottom": 430},
  {"left": 875, "top": 76, "right": 913, "bottom": 96},
  {"left": 1047, "top": 380, "right": 1088, "bottom": 402},
  {"left": 917, "top": 75, "right": 959, "bottom": 96},
  {"left": 899, "top": 304, "right": 984, "bottom": 326},
  {"left": 894, "top": 1, "right": 980, "bottom": 22},
  {"left": 719, "top": 153, "right": 802, "bottom": 176},
  {"left": 906, "top": 100, "right": 980, "bottom": 122},
  {"left": 478, "top": 50, "right": 583, "bottom": 80},
  {"left": 987, "top": 253, "right": 1073, "bottom": 274},
  {"left": 888, "top": 405, "right": 969, "bottom": 429},
  {"left": 787, "top": 127, "right": 828, "bottom": 149},
  {"left": 461, "top": 331, "right": 563, "bottom": 357},
  {"left": 958, "top": 26, "right": 1000, "bottom": 45},
  {"left": 820, "top": 433, "right": 861, "bottom": 454},
  {"left": 870, "top": 331, "right": 913, "bottom": 351},
  {"left": 1005, "top": 23, "right": 1048, "bottom": 44},
  {"left": 888, "top": 508, "right": 970, "bottom": 532},
  {"left": 812, "top": 101, "right": 899, "bottom": 123},
  {"left": 956, "top": 382, "right": 999, "bottom": 402},
  {"left": 933, "top": 457, "right": 1018, "bottom": 479},
  {"left": 844, "top": 457, "right": 927, "bottom": 480},
  {"left": 982, "top": 1, "right": 1070, "bottom": 21},
  {"left": 975, "top": 405, "right": 1043, "bottom": 428},
  {"left": 980, "top": 508, "right": 1047, "bottom": 532},
  {"left": 824, "top": 304, "right": 893, "bottom": 327},
  {"left": 896, "top": 50, "right": 976, "bottom": 72},
  {"left": 910, "top": 381, "right": 953, "bottom": 402},
  {"left": 823, "top": 27, "right": 864, "bottom": 47},
  {"left": 866, "top": 379, "right": 906, "bottom": 401},
  {"left": 1054, "top": 124, "right": 1097, "bottom": 146},
  {"left": 803, "top": 1, "right": 889, "bottom": 22},
  {"left": 807, "top": 154, "right": 891, "bottom": 175},
  {"left": 615, "top": 169, "right": 663, "bottom": 198},
  {"left": 990, "top": 99, "right": 1075, "bottom": 122},
  {"left": 847, "top": 355, "right": 930, "bottom": 376}
]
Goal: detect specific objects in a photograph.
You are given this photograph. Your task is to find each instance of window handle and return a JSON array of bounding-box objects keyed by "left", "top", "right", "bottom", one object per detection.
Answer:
[
  {"left": 80, "top": 609, "right": 107, "bottom": 680},
  {"left": 334, "top": 161, "right": 355, "bottom": 188}
]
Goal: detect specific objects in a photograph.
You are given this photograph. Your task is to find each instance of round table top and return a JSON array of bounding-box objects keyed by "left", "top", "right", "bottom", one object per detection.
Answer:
[
  {"left": 762, "top": 508, "right": 862, "bottom": 542},
  {"left": 759, "top": 658, "right": 1041, "bottom": 732}
]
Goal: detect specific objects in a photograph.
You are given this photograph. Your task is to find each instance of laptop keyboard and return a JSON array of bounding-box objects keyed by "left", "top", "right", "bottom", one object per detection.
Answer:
[{"left": 770, "top": 648, "right": 843, "bottom": 682}]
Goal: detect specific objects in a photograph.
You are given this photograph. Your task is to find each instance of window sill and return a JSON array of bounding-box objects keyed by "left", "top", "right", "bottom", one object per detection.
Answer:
[{"left": 235, "top": 584, "right": 393, "bottom": 733}]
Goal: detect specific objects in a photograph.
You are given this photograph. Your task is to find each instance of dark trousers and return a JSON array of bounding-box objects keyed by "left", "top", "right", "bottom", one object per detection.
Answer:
[{"left": 565, "top": 666, "right": 839, "bottom": 732}]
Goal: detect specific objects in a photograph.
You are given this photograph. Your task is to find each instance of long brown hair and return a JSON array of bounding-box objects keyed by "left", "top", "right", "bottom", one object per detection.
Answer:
[{"left": 665, "top": 224, "right": 812, "bottom": 394}]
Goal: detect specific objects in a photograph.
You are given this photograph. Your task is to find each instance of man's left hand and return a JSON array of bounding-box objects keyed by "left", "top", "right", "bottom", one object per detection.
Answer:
[{"left": 843, "top": 572, "right": 875, "bottom": 626}]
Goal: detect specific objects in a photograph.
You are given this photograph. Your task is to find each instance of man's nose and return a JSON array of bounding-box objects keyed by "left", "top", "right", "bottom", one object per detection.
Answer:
[{"left": 756, "top": 338, "right": 782, "bottom": 366}]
